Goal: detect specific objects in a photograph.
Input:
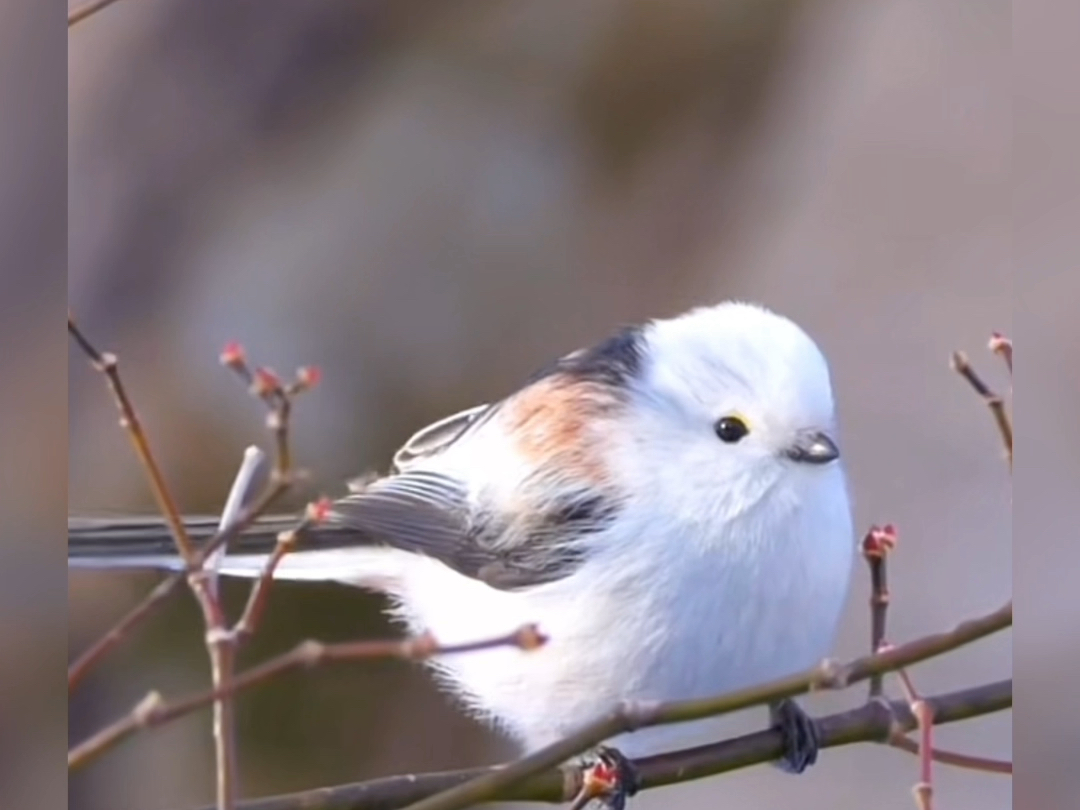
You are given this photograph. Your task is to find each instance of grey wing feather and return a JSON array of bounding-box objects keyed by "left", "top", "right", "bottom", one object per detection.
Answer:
[
  {"left": 332, "top": 471, "right": 472, "bottom": 557},
  {"left": 331, "top": 470, "right": 520, "bottom": 587},
  {"left": 331, "top": 469, "right": 607, "bottom": 591}
]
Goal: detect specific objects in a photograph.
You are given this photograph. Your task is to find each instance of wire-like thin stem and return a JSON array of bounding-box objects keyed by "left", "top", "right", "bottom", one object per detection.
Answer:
[
  {"left": 951, "top": 350, "right": 1012, "bottom": 471},
  {"left": 231, "top": 525, "right": 304, "bottom": 640},
  {"left": 893, "top": 668, "right": 934, "bottom": 810},
  {"left": 887, "top": 731, "right": 1011, "bottom": 774},
  {"left": 68, "top": 316, "right": 197, "bottom": 566},
  {"left": 68, "top": 0, "right": 126, "bottom": 27}
]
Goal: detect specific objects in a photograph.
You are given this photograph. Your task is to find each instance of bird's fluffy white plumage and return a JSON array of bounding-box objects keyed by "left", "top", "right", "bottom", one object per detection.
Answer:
[{"left": 72, "top": 301, "right": 855, "bottom": 758}]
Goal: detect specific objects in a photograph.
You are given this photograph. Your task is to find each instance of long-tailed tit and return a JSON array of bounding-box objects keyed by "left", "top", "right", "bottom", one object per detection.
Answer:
[{"left": 69, "top": 301, "right": 854, "bottom": 806}]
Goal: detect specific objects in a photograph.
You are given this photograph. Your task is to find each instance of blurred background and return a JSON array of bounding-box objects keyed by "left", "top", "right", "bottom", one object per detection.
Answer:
[{"left": 60, "top": 1, "right": 1019, "bottom": 808}]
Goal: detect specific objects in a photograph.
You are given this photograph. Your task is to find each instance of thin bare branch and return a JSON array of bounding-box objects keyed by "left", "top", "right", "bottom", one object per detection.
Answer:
[
  {"left": 68, "top": 0, "right": 126, "bottom": 27},
  {"left": 68, "top": 626, "right": 546, "bottom": 771},
  {"left": 68, "top": 331, "right": 303, "bottom": 692},
  {"left": 183, "top": 679, "right": 1010, "bottom": 810},
  {"left": 68, "top": 315, "right": 198, "bottom": 566},
  {"left": 951, "top": 350, "right": 1012, "bottom": 471},
  {"left": 67, "top": 574, "right": 181, "bottom": 691},
  {"left": 69, "top": 322, "right": 321, "bottom": 810},
  {"left": 861, "top": 524, "right": 897, "bottom": 698},
  {"left": 886, "top": 733, "right": 1012, "bottom": 774},
  {"left": 230, "top": 503, "right": 331, "bottom": 641},
  {"left": 893, "top": 667, "right": 934, "bottom": 810},
  {"left": 67, "top": 484, "right": 289, "bottom": 691},
  {"left": 860, "top": 523, "right": 1010, "bottom": 779}
]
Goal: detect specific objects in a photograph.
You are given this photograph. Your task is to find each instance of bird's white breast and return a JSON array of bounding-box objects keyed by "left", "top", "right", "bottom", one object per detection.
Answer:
[{"left": 389, "top": 464, "right": 854, "bottom": 757}]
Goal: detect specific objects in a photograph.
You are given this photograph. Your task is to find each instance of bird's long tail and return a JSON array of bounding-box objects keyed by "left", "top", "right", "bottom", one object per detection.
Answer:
[{"left": 66, "top": 515, "right": 399, "bottom": 583}]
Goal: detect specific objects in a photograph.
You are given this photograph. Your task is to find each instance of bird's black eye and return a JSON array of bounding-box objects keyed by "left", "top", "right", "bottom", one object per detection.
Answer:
[{"left": 714, "top": 416, "right": 749, "bottom": 444}]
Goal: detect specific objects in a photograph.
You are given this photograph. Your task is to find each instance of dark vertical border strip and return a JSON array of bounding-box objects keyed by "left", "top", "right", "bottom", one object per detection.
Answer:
[
  {"left": 0, "top": 0, "right": 68, "bottom": 807},
  {"left": 1014, "top": 1, "right": 1075, "bottom": 808}
]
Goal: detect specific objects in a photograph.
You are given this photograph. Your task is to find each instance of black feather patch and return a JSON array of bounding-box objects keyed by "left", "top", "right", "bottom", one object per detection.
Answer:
[
  {"left": 466, "top": 490, "right": 617, "bottom": 589},
  {"left": 529, "top": 325, "right": 645, "bottom": 389}
]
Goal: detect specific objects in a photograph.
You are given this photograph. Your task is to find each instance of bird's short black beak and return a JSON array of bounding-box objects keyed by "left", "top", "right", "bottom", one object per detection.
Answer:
[{"left": 785, "top": 430, "right": 840, "bottom": 465}]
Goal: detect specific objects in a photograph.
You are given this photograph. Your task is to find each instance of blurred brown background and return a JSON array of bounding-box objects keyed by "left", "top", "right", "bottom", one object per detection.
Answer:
[{"left": 60, "top": 1, "right": 1019, "bottom": 809}]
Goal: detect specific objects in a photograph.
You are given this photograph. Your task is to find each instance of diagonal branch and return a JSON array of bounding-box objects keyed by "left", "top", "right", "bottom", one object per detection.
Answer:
[
  {"left": 886, "top": 733, "right": 1012, "bottom": 774},
  {"left": 68, "top": 316, "right": 198, "bottom": 567},
  {"left": 69, "top": 625, "right": 545, "bottom": 771},
  {"left": 950, "top": 349, "right": 1012, "bottom": 471},
  {"left": 68, "top": 0, "right": 126, "bottom": 27},
  {"left": 183, "top": 679, "right": 1011, "bottom": 810}
]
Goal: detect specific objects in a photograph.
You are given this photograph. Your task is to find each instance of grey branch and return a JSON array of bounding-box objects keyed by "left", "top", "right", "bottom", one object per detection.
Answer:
[{"left": 184, "top": 679, "right": 1010, "bottom": 810}]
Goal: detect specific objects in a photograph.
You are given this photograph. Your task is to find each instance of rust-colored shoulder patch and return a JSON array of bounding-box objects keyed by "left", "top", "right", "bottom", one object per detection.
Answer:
[{"left": 503, "top": 374, "right": 623, "bottom": 484}]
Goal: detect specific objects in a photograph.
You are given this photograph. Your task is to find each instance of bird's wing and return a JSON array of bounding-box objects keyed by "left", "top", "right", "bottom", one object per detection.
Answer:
[
  {"left": 330, "top": 468, "right": 615, "bottom": 591},
  {"left": 389, "top": 323, "right": 644, "bottom": 472}
]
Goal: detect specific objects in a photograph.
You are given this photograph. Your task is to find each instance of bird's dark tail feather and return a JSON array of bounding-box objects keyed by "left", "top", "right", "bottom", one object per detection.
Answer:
[{"left": 67, "top": 514, "right": 363, "bottom": 575}]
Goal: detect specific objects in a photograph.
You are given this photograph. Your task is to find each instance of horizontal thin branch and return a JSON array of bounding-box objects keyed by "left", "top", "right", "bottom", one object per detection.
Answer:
[
  {"left": 185, "top": 679, "right": 1010, "bottom": 810},
  {"left": 887, "top": 732, "right": 1012, "bottom": 774},
  {"left": 69, "top": 626, "right": 544, "bottom": 771}
]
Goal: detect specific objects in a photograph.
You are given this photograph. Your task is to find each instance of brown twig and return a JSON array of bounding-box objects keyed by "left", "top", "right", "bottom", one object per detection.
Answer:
[
  {"left": 68, "top": 331, "right": 307, "bottom": 692},
  {"left": 67, "top": 484, "right": 291, "bottom": 691},
  {"left": 950, "top": 349, "right": 1012, "bottom": 471},
  {"left": 69, "top": 317, "right": 237, "bottom": 808},
  {"left": 398, "top": 600, "right": 1011, "bottom": 810},
  {"left": 74, "top": 318, "right": 245, "bottom": 803},
  {"left": 893, "top": 668, "right": 934, "bottom": 810},
  {"left": 231, "top": 499, "right": 330, "bottom": 640},
  {"left": 69, "top": 320, "right": 320, "bottom": 809},
  {"left": 68, "top": 0, "right": 126, "bottom": 27},
  {"left": 886, "top": 733, "right": 1012, "bottom": 774},
  {"left": 68, "top": 572, "right": 185, "bottom": 692},
  {"left": 182, "top": 679, "right": 1011, "bottom": 810},
  {"left": 69, "top": 626, "right": 546, "bottom": 770},
  {"left": 68, "top": 316, "right": 198, "bottom": 566},
  {"left": 862, "top": 524, "right": 897, "bottom": 698},
  {"left": 860, "top": 526, "right": 1012, "bottom": 778}
]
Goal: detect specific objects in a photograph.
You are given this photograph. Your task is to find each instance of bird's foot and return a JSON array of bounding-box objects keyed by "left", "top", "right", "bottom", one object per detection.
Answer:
[
  {"left": 769, "top": 698, "right": 821, "bottom": 774},
  {"left": 569, "top": 745, "right": 641, "bottom": 810}
]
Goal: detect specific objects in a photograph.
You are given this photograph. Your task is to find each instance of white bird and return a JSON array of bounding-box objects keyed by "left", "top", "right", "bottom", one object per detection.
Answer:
[{"left": 69, "top": 301, "right": 855, "bottom": 806}]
